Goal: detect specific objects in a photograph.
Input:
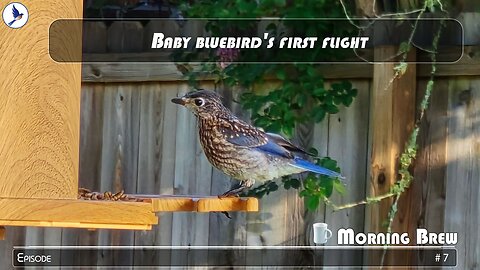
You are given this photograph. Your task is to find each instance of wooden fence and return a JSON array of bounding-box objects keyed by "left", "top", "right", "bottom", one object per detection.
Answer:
[{"left": 1, "top": 54, "right": 479, "bottom": 268}]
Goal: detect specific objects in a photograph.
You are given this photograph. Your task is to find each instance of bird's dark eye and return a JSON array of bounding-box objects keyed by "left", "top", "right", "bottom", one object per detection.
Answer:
[{"left": 194, "top": 98, "right": 204, "bottom": 106}]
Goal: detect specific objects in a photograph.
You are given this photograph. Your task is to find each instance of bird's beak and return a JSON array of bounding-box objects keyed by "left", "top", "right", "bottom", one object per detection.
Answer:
[{"left": 171, "top": 97, "right": 186, "bottom": 105}]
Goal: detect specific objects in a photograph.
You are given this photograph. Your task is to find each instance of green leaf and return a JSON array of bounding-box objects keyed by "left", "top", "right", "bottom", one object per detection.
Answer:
[
  {"left": 343, "top": 96, "right": 353, "bottom": 106},
  {"left": 320, "top": 157, "right": 337, "bottom": 170},
  {"left": 306, "top": 196, "right": 320, "bottom": 211},
  {"left": 326, "top": 104, "right": 339, "bottom": 114},
  {"left": 282, "top": 125, "right": 294, "bottom": 138},
  {"left": 308, "top": 147, "right": 319, "bottom": 157},
  {"left": 333, "top": 179, "right": 346, "bottom": 195},
  {"left": 313, "top": 87, "right": 325, "bottom": 97},
  {"left": 290, "top": 178, "right": 301, "bottom": 189},
  {"left": 312, "top": 108, "right": 326, "bottom": 122},
  {"left": 299, "top": 190, "right": 309, "bottom": 197},
  {"left": 341, "top": 80, "right": 353, "bottom": 90},
  {"left": 307, "top": 66, "right": 317, "bottom": 77},
  {"left": 321, "top": 177, "right": 334, "bottom": 197},
  {"left": 399, "top": 41, "right": 411, "bottom": 54},
  {"left": 276, "top": 69, "right": 286, "bottom": 80}
]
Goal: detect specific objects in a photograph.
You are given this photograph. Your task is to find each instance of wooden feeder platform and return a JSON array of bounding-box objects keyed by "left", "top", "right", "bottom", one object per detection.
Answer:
[{"left": 0, "top": 195, "right": 258, "bottom": 231}]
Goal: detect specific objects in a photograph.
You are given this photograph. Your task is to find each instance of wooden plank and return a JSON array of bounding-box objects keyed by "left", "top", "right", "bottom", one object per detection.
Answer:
[
  {"left": 83, "top": 22, "right": 107, "bottom": 53},
  {"left": 133, "top": 83, "right": 169, "bottom": 266},
  {"left": 444, "top": 78, "right": 480, "bottom": 270},
  {"left": 0, "top": 198, "right": 157, "bottom": 225},
  {"left": 457, "top": 12, "right": 480, "bottom": 45},
  {"left": 79, "top": 83, "right": 105, "bottom": 191},
  {"left": 98, "top": 83, "right": 141, "bottom": 267},
  {"left": 81, "top": 49, "right": 480, "bottom": 83},
  {"left": 366, "top": 47, "right": 416, "bottom": 265},
  {"left": 155, "top": 84, "right": 179, "bottom": 250},
  {"left": 0, "top": 0, "right": 82, "bottom": 199},
  {"left": 324, "top": 80, "right": 370, "bottom": 268},
  {"left": 171, "top": 83, "right": 198, "bottom": 250},
  {"left": 0, "top": 221, "right": 151, "bottom": 230},
  {"left": 406, "top": 79, "right": 448, "bottom": 266},
  {"left": 197, "top": 198, "right": 258, "bottom": 212},
  {"left": 302, "top": 104, "right": 331, "bottom": 247},
  {"left": 107, "top": 22, "right": 144, "bottom": 53}
]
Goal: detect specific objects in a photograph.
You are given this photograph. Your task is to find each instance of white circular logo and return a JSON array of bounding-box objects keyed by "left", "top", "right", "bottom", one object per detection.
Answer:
[{"left": 2, "top": 2, "right": 29, "bottom": 29}]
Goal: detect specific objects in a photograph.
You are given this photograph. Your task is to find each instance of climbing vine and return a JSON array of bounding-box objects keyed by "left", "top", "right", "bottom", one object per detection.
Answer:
[{"left": 331, "top": 0, "right": 448, "bottom": 265}]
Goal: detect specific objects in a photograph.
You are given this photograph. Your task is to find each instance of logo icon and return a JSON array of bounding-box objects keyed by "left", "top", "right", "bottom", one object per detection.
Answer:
[
  {"left": 2, "top": 2, "right": 29, "bottom": 29},
  {"left": 313, "top": 222, "right": 333, "bottom": 244}
]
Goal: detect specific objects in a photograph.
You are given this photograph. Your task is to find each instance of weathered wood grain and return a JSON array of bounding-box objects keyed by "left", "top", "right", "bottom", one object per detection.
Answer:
[
  {"left": 324, "top": 80, "right": 370, "bottom": 268},
  {"left": 133, "top": 84, "right": 170, "bottom": 266},
  {"left": 303, "top": 109, "right": 330, "bottom": 248},
  {"left": 366, "top": 47, "right": 416, "bottom": 265},
  {"left": 0, "top": 198, "right": 157, "bottom": 225},
  {"left": 83, "top": 21, "right": 108, "bottom": 53},
  {"left": 81, "top": 48, "right": 480, "bottom": 84},
  {"left": 0, "top": 0, "right": 82, "bottom": 199},
  {"left": 444, "top": 78, "right": 480, "bottom": 270},
  {"left": 98, "top": 83, "right": 140, "bottom": 266},
  {"left": 107, "top": 21, "right": 144, "bottom": 53},
  {"left": 407, "top": 79, "right": 448, "bottom": 267}
]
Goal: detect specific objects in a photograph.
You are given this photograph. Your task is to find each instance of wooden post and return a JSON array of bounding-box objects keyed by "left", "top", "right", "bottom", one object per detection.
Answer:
[
  {"left": 0, "top": 0, "right": 83, "bottom": 199},
  {"left": 366, "top": 46, "right": 416, "bottom": 265}
]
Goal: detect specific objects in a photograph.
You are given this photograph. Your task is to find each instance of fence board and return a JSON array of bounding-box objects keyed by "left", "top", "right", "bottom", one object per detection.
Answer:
[
  {"left": 133, "top": 83, "right": 168, "bottom": 266},
  {"left": 445, "top": 78, "right": 480, "bottom": 270},
  {"left": 303, "top": 112, "right": 330, "bottom": 248},
  {"left": 324, "top": 80, "right": 370, "bottom": 267}
]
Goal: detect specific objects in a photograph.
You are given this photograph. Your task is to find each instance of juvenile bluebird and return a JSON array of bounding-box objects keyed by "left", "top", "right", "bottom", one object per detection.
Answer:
[
  {"left": 172, "top": 90, "right": 344, "bottom": 196},
  {"left": 8, "top": 5, "right": 23, "bottom": 26}
]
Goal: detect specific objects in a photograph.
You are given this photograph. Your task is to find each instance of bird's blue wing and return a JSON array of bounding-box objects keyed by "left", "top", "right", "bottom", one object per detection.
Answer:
[
  {"left": 220, "top": 117, "right": 268, "bottom": 147},
  {"left": 12, "top": 5, "right": 20, "bottom": 17},
  {"left": 219, "top": 117, "right": 345, "bottom": 179},
  {"left": 221, "top": 121, "right": 308, "bottom": 160},
  {"left": 219, "top": 116, "right": 296, "bottom": 158},
  {"left": 264, "top": 133, "right": 312, "bottom": 156},
  {"left": 291, "top": 158, "right": 345, "bottom": 179},
  {"left": 256, "top": 139, "right": 294, "bottom": 158}
]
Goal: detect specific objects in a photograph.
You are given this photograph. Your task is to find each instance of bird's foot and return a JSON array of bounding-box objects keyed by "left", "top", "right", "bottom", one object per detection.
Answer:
[
  {"left": 78, "top": 188, "right": 131, "bottom": 201},
  {"left": 217, "top": 179, "right": 254, "bottom": 199}
]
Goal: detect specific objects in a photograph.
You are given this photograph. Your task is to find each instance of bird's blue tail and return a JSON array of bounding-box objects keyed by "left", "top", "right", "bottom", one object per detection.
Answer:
[
  {"left": 291, "top": 158, "right": 345, "bottom": 179},
  {"left": 8, "top": 20, "right": 15, "bottom": 26}
]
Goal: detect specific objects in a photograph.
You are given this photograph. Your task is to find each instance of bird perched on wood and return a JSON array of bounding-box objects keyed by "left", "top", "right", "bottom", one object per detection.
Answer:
[{"left": 172, "top": 90, "right": 345, "bottom": 197}]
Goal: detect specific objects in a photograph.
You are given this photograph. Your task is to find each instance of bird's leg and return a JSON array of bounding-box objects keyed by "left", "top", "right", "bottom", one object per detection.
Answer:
[
  {"left": 218, "top": 180, "right": 254, "bottom": 219},
  {"left": 218, "top": 179, "right": 254, "bottom": 198}
]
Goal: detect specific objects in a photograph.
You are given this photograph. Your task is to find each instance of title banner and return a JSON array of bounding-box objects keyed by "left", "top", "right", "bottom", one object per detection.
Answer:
[
  {"left": 49, "top": 18, "right": 463, "bottom": 63},
  {"left": 13, "top": 246, "right": 456, "bottom": 267}
]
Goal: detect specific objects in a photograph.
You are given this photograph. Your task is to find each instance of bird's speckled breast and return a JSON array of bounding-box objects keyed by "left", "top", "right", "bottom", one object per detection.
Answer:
[{"left": 197, "top": 118, "right": 303, "bottom": 182}]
